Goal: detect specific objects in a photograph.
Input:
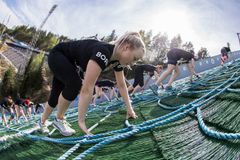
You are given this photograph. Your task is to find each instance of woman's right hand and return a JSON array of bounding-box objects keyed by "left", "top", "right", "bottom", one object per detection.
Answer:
[
  {"left": 127, "top": 107, "right": 138, "bottom": 119},
  {"left": 78, "top": 121, "right": 93, "bottom": 135}
]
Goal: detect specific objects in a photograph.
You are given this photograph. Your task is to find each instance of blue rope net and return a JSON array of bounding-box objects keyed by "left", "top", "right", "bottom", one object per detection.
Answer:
[{"left": 1, "top": 59, "right": 240, "bottom": 159}]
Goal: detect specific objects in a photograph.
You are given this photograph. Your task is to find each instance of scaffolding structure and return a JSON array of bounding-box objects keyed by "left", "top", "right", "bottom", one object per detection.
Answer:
[{"left": 237, "top": 33, "right": 240, "bottom": 46}]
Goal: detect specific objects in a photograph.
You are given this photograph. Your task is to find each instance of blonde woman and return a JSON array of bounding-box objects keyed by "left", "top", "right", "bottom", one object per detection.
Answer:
[{"left": 39, "top": 32, "right": 146, "bottom": 136}]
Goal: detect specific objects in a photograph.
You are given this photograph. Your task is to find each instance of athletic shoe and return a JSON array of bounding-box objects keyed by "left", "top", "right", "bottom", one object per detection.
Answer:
[
  {"left": 195, "top": 75, "right": 200, "bottom": 79},
  {"left": 149, "top": 84, "right": 159, "bottom": 95},
  {"left": 130, "top": 94, "right": 136, "bottom": 98},
  {"left": 38, "top": 119, "right": 50, "bottom": 134},
  {"left": 165, "top": 85, "right": 173, "bottom": 91},
  {"left": 53, "top": 118, "right": 76, "bottom": 136}
]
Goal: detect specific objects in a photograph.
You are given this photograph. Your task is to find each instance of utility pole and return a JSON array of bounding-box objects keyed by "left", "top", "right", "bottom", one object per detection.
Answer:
[
  {"left": 19, "top": 4, "right": 57, "bottom": 74},
  {"left": 27, "top": 4, "right": 57, "bottom": 55},
  {"left": 237, "top": 33, "right": 240, "bottom": 47}
]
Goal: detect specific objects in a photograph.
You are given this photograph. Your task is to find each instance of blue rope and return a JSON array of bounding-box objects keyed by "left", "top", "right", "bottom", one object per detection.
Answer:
[
  {"left": 3, "top": 63, "right": 240, "bottom": 159},
  {"left": 157, "top": 98, "right": 183, "bottom": 110},
  {"left": 197, "top": 108, "right": 240, "bottom": 140},
  {"left": 58, "top": 143, "right": 81, "bottom": 160},
  {"left": 73, "top": 71, "right": 240, "bottom": 158}
]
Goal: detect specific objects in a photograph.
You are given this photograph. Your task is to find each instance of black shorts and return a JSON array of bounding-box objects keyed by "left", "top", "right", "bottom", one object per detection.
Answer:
[
  {"left": 96, "top": 80, "right": 114, "bottom": 88},
  {"left": 167, "top": 50, "right": 193, "bottom": 65},
  {"left": 133, "top": 68, "right": 144, "bottom": 87},
  {"left": 0, "top": 105, "right": 11, "bottom": 113},
  {"left": 221, "top": 48, "right": 228, "bottom": 57},
  {"left": 15, "top": 99, "right": 23, "bottom": 106},
  {"left": 47, "top": 50, "right": 82, "bottom": 108}
]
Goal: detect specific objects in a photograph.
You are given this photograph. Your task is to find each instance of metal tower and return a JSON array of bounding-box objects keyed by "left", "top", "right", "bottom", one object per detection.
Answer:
[
  {"left": 0, "top": 15, "right": 11, "bottom": 37},
  {"left": 237, "top": 33, "right": 240, "bottom": 46},
  {"left": 27, "top": 4, "right": 57, "bottom": 55}
]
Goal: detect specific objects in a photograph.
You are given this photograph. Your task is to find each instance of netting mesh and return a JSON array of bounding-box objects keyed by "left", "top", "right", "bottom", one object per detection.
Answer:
[{"left": 0, "top": 60, "right": 240, "bottom": 160}]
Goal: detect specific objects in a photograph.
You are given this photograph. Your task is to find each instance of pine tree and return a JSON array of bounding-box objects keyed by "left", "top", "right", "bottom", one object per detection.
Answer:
[
  {"left": 20, "top": 53, "right": 45, "bottom": 98},
  {"left": 0, "top": 67, "right": 17, "bottom": 98}
]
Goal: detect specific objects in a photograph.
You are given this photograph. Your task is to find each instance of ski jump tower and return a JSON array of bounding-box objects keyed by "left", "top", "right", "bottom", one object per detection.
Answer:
[
  {"left": 18, "top": 4, "right": 57, "bottom": 74},
  {"left": 237, "top": 33, "right": 240, "bottom": 46},
  {"left": 27, "top": 4, "right": 57, "bottom": 56}
]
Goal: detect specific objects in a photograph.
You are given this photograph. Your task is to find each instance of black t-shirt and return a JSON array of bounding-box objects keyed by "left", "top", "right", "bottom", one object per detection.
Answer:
[
  {"left": 135, "top": 64, "right": 156, "bottom": 77},
  {"left": 168, "top": 48, "right": 194, "bottom": 61},
  {"left": 96, "top": 80, "right": 115, "bottom": 88},
  {"left": 15, "top": 98, "right": 24, "bottom": 106},
  {"left": 52, "top": 39, "right": 123, "bottom": 72},
  {"left": 224, "top": 47, "right": 231, "bottom": 52},
  {"left": 0, "top": 98, "right": 8, "bottom": 109},
  {"left": 221, "top": 47, "right": 231, "bottom": 56}
]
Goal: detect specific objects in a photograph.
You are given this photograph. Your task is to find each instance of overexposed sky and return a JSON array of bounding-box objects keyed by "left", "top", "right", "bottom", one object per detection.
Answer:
[{"left": 1, "top": 0, "right": 240, "bottom": 55}]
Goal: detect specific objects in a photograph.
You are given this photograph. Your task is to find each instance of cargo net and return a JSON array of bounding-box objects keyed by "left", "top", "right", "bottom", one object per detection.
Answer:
[{"left": 0, "top": 59, "right": 240, "bottom": 160}]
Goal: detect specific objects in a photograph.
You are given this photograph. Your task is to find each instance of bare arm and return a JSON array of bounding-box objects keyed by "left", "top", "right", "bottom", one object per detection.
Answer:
[
  {"left": 78, "top": 60, "right": 102, "bottom": 135},
  {"left": 114, "top": 71, "right": 137, "bottom": 119}
]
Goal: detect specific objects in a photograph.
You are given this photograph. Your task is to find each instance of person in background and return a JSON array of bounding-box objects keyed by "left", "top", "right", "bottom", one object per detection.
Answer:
[
  {"left": 92, "top": 79, "right": 118, "bottom": 106},
  {"left": 220, "top": 42, "right": 231, "bottom": 66},
  {"left": 128, "top": 64, "right": 163, "bottom": 95},
  {"left": 34, "top": 103, "right": 44, "bottom": 114},
  {"left": 14, "top": 94, "right": 28, "bottom": 123},
  {"left": 23, "top": 97, "right": 33, "bottom": 118},
  {"left": 150, "top": 48, "right": 199, "bottom": 94},
  {"left": 0, "top": 96, "right": 15, "bottom": 127}
]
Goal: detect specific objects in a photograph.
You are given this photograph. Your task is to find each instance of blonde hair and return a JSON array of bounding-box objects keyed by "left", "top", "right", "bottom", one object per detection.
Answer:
[
  {"left": 156, "top": 65, "right": 163, "bottom": 70},
  {"left": 113, "top": 32, "right": 146, "bottom": 58}
]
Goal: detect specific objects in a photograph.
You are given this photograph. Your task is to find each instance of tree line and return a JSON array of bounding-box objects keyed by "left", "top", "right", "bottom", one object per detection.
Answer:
[
  {"left": 0, "top": 51, "right": 50, "bottom": 102},
  {"left": 0, "top": 23, "right": 209, "bottom": 61},
  {"left": 0, "top": 23, "right": 210, "bottom": 102}
]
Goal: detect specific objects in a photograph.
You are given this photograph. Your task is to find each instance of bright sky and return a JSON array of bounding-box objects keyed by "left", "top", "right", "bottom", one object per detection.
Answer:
[{"left": 0, "top": 0, "right": 240, "bottom": 56}]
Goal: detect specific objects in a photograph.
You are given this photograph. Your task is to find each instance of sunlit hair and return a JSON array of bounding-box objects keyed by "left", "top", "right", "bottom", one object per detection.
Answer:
[
  {"left": 113, "top": 32, "right": 146, "bottom": 58},
  {"left": 156, "top": 65, "right": 163, "bottom": 70}
]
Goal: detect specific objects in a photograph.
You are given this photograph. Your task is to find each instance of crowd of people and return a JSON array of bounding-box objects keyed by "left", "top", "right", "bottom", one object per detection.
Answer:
[
  {"left": 0, "top": 30, "right": 232, "bottom": 137},
  {"left": 0, "top": 95, "right": 44, "bottom": 127}
]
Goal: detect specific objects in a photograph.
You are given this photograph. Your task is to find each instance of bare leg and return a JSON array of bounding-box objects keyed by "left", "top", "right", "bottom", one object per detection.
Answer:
[
  {"left": 56, "top": 93, "right": 71, "bottom": 120},
  {"left": 187, "top": 62, "right": 198, "bottom": 82},
  {"left": 16, "top": 105, "right": 28, "bottom": 122},
  {"left": 112, "top": 88, "right": 119, "bottom": 100},
  {"left": 15, "top": 105, "right": 20, "bottom": 121},
  {"left": 27, "top": 107, "right": 32, "bottom": 118},
  {"left": 20, "top": 107, "right": 28, "bottom": 122},
  {"left": 102, "top": 92, "right": 110, "bottom": 101},
  {"left": 92, "top": 94, "right": 97, "bottom": 106},
  {"left": 8, "top": 108, "right": 15, "bottom": 123},
  {"left": 131, "top": 85, "right": 142, "bottom": 95},
  {"left": 92, "top": 86, "right": 100, "bottom": 105},
  {"left": 167, "top": 65, "right": 180, "bottom": 86},
  {"left": 156, "top": 64, "right": 175, "bottom": 85},
  {"left": 1, "top": 109, "right": 8, "bottom": 126},
  {"left": 109, "top": 88, "right": 114, "bottom": 100},
  {"left": 127, "top": 85, "right": 134, "bottom": 93},
  {"left": 41, "top": 103, "right": 54, "bottom": 124},
  {"left": 221, "top": 56, "right": 224, "bottom": 66}
]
